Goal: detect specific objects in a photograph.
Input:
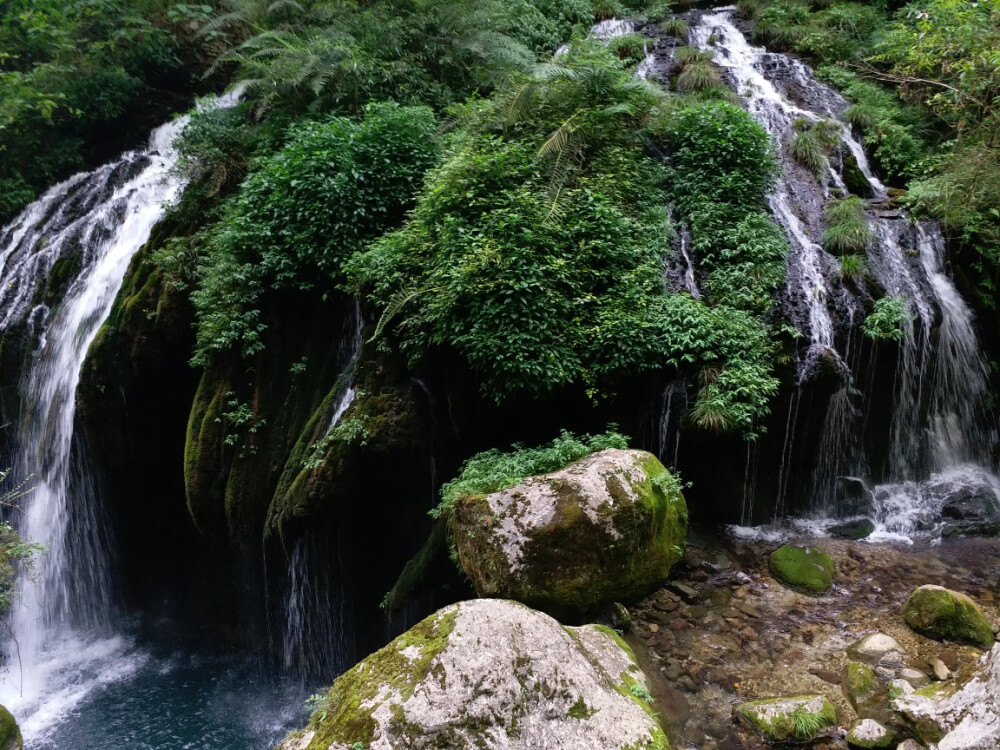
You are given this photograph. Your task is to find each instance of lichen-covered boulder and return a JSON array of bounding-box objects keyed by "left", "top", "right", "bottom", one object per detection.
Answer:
[
  {"left": 848, "top": 633, "right": 904, "bottom": 661},
  {"left": 733, "top": 695, "right": 836, "bottom": 743},
  {"left": 768, "top": 545, "right": 834, "bottom": 594},
  {"left": 892, "top": 644, "right": 1000, "bottom": 749},
  {"left": 452, "top": 449, "right": 688, "bottom": 619},
  {"left": 0, "top": 705, "right": 22, "bottom": 750},
  {"left": 903, "top": 585, "right": 994, "bottom": 648},
  {"left": 280, "top": 599, "right": 669, "bottom": 750},
  {"left": 847, "top": 718, "right": 894, "bottom": 749}
]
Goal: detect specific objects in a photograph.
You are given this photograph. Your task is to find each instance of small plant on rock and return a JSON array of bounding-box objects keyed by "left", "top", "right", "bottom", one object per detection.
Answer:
[
  {"left": 659, "top": 18, "right": 689, "bottom": 39},
  {"left": 823, "top": 195, "right": 872, "bottom": 254}
]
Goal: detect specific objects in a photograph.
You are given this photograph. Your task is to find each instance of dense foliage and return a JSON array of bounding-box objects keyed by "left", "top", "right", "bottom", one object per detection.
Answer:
[
  {"left": 0, "top": 0, "right": 213, "bottom": 223},
  {"left": 189, "top": 102, "right": 439, "bottom": 364},
  {"left": 350, "top": 45, "right": 786, "bottom": 435}
]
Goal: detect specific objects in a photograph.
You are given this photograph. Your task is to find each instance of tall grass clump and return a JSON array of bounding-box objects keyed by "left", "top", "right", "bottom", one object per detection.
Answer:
[{"left": 822, "top": 195, "right": 872, "bottom": 254}]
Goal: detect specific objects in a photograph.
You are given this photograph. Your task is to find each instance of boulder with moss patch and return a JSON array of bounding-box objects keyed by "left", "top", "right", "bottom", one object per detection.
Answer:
[
  {"left": 892, "top": 644, "right": 1000, "bottom": 749},
  {"left": 733, "top": 695, "right": 837, "bottom": 743},
  {"left": 0, "top": 705, "right": 21, "bottom": 750},
  {"left": 903, "top": 585, "right": 994, "bottom": 648},
  {"left": 768, "top": 545, "right": 834, "bottom": 594},
  {"left": 847, "top": 718, "right": 894, "bottom": 749},
  {"left": 279, "top": 599, "right": 669, "bottom": 750},
  {"left": 845, "top": 661, "right": 878, "bottom": 707},
  {"left": 452, "top": 449, "right": 687, "bottom": 620}
]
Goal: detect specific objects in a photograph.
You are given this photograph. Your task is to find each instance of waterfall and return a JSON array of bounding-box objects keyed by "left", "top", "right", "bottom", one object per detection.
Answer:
[
  {"left": 694, "top": 10, "right": 1000, "bottom": 538},
  {"left": 280, "top": 302, "right": 364, "bottom": 676},
  {"left": 0, "top": 90, "right": 241, "bottom": 741}
]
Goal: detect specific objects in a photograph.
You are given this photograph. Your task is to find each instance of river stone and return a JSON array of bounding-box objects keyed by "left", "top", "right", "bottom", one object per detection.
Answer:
[
  {"left": 892, "top": 643, "right": 1000, "bottom": 749},
  {"left": 845, "top": 662, "right": 877, "bottom": 706},
  {"left": 279, "top": 599, "right": 669, "bottom": 750},
  {"left": 849, "top": 633, "right": 904, "bottom": 660},
  {"left": 829, "top": 518, "right": 876, "bottom": 540},
  {"left": 903, "top": 585, "right": 994, "bottom": 648},
  {"left": 846, "top": 718, "right": 894, "bottom": 749},
  {"left": 452, "top": 449, "right": 688, "bottom": 619},
  {"left": 732, "top": 695, "right": 836, "bottom": 743},
  {"left": 768, "top": 545, "right": 834, "bottom": 594},
  {"left": 0, "top": 706, "right": 20, "bottom": 750}
]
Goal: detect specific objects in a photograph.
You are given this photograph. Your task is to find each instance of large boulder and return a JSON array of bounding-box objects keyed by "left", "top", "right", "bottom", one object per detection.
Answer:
[
  {"left": 892, "top": 643, "right": 1000, "bottom": 749},
  {"left": 280, "top": 599, "right": 669, "bottom": 750},
  {"left": 903, "top": 585, "right": 995, "bottom": 648},
  {"left": 452, "top": 449, "right": 688, "bottom": 619}
]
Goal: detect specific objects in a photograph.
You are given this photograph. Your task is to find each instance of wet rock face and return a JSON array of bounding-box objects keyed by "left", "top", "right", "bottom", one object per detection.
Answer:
[
  {"left": 280, "top": 599, "right": 668, "bottom": 750},
  {"left": 452, "top": 449, "right": 688, "bottom": 620},
  {"left": 893, "top": 644, "right": 1000, "bottom": 749},
  {"left": 903, "top": 585, "right": 995, "bottom": 648},
  {"left": 768, "top": 544, "right": 834, "bottom": 594}
]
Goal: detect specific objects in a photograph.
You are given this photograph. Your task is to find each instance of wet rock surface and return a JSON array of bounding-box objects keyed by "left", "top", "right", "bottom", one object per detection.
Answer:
[{"left": 627, "top": 531, "right": 1000, "bottom": 749}]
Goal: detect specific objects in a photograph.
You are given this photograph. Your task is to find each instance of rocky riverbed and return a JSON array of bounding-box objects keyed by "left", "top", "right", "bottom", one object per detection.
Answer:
[{"left": 627, "top": 530, "right": 1000, "bottom": 749}]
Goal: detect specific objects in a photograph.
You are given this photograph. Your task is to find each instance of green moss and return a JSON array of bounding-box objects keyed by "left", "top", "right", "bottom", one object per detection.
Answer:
[
  {"left": 768, "top": 545, "right": 834, "bottom": 594},
  {"left": 291, "top": 608, "right": 458, "bottom": 748},
  {"left": 0, "top": 704, "right": 22, "bottom": 750},
  {"left": 904, "top": 585, "right": 995, "bottom": 648},
  {"left": 567, "top": 696, "right": 595, "bottom": 719},
  {"left": 845, "top": 661, "right": 876, "bottom": 705},
  {"left": 734, "top": 696, "right": 836, "bottom": 743}
]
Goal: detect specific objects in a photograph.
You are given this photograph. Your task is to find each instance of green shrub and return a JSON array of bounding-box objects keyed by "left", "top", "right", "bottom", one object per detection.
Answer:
[
  {"left": 676, "top": 60, "right": 723, "bottom": 92},
  {"left": 659, "top": 100, "right": 778, "bottom": 211},
  {"left": 788, "top": 129, "right": 827, "bottom": 174},
  {"left": 592, "top": 0, "right": 627, "bottom": 20},
  {"left": 432, "top": 429, "right": 629, "bottom": 519},
  {"left": 822, "top": 195, "right": 872, "bottom": 254},
  {"left": 608, "top": 34, "right": 650, "bottom": 66},
  {"left": 659, "top": 18, "right": 690, "bottom": 39},
  {"left": 191, "top": 102, "right": 439, "bottom": 363},
  {"left": 838, "top": 253, "right": 867, "bottom": 279},
  {"left": 862, "top": 296, "right": 909, "bottom": 340}
]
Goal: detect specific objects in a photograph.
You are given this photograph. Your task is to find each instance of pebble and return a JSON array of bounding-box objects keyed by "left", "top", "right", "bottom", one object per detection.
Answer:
[
  {"left": 932, "top": 658, "right": 951, "bottom": 681},
  {"left": 648, "top": 623, "right": 659, "bottom": 634}
]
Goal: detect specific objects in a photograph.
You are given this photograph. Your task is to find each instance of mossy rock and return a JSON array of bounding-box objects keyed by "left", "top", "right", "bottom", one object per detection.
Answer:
[
  {"left": 903, "top": 585, "right": 994, "bottom": 648},
  {"left": 845, "top": 661, "right": 877, "bottom": 707},
  {"left": 846, "top": 718, "right": 894, "bottom": 749},
  {"left": 768, "top": 545, "right": 834, "bottom": 594},
  {"left": 733, "top": 695, "right": 836, "bottom": 743},
  {"left": 452, "top": 449, "right": 688, "bottom": 621},
  {"left": 0, "top": 705, "right": 22, "bottom": 750},
  {"left": 279, "top": 599, "right": 669, "bottom": 750}
]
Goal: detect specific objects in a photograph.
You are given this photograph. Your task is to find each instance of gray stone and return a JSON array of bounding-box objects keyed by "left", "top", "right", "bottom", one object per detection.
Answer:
[
  {"left": 932, "top": 659, "right": 951, "bottom": 681},
  {"left": 847, "top": 718, "right": 894, "bottom": 749},
  {"left": 893, "top": 643, "right": 1000, "bottom": 749},
  {"left": 849, "top": 633, "right": 905, "bottom": 660},
  {"left": 280, "top": 599, "right": 668, "bottom": 750}
]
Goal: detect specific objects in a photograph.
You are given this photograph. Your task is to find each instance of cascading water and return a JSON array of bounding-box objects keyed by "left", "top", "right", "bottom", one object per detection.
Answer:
[
  {"left": 693, "top": 9, "right": 1000, "bottom": 539},
  {"left": 0, "top": 89, "right": 304, "bottom": 747}
]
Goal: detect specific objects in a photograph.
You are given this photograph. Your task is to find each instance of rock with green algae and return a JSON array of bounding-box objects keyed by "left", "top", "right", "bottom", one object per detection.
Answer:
[
  {"left": 278, "top": 599, "right": 669, "bottom": 750},
  {"left": 846, "top": 718, "right": 894, "bottom": 749},
  {"left": 768, "top": 545, "right": 834, "bottom": 594},
  {"left": 892, "top": 644, "right": 1000, "bottom": 749},
  {"left": 903, "top": 585, "right": 995, "bottom": 648},
  {"left": 845, "top": 661, "right": 878, "bottom": 707},
  {"left": 451, "top": 449, "right": 687, "bottom": 620},
  {"left": 732, "top": 695, "right": 836, "bottom": 743},
  {"left": 0, "top": 704, "right": 22, "bottom": 750}
]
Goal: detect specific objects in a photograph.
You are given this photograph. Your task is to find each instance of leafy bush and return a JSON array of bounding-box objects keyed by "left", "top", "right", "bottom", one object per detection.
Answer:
[
  {"left": 822, "top": 195, "right": 872, "bottom": 254},
  {"left": 658, "top": 100, "right": 779, "bottom": 211},
  {"left": 191, "top": 102, "right": 439, "bottom": 363},
  {"left": 432, "top": 429, "right": 629, "bottom": 519},
  {"left": 862, "top": 295, "right": 909, "bottom": 340},
  {"left": 608, "top": 34, "right": 650, "bottom": 67}
]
